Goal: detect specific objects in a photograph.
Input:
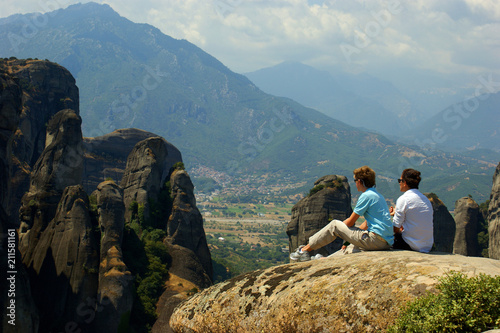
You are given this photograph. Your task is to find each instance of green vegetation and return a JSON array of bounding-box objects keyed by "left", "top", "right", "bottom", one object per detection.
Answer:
[
  {"left": 308, "top": 178, "right": 343, "bottom": 197},
  {"left": 478, "top": 199, "right": 490, "bottom": 257},
  {"left": 389, "top": 271, "right": 500, "bottom": 333},
  {"left": 205, "top": 219, "right": 289, "bottom": 283},
  {"left": 123, "top": 184, "right": 174, "bottom": 332},
  {"left": 123, "top": 225, "right": 169, "bottom": 333}
]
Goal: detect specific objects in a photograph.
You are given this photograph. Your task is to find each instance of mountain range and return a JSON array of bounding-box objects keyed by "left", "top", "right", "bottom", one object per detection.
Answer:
[{"left": 0, "top": 2, "right": 496, "bottom": 207}]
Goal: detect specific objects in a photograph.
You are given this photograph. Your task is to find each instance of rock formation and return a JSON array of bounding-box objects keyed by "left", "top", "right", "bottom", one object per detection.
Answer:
[
  {"left": 0, "top": 64, "right": 39, "bottom": 332},
  {"left": 25, "top": 185, "right": 99, "bottom": 332},
  {"left": 426, "top": 193, "right": 455, "bottom": 253},
  {"left": 167, "top": 169, "right": 213, "bottom": 282},
  {"left": 18, "top": 109, "right": 84, "bottom": 260},
  {"left": 170, "top": 251, "right": 500, "bottom": 333},
  {"left": 4, "top": 59, "right": 79, "bottom": 225},
  {"left": 120, "top": 136, "right": 177, "bottom": 223},
  {"left": 453, "top": 197, "right": 481, "bottom": 257},
  {"left": 94, "top": 181, "right": 134, "bottom": 332},
  {"left": 82, "top": 128, "right": 182, "bottom": 193},
  {"left": 2, "top": 58, "right": 213, "bottom": 332},
  {"left": 287, "top": 175, "right": 352, "bottom": 256},
  {"left": 489, "top": 163, "right": 500, "bottom": 259}
]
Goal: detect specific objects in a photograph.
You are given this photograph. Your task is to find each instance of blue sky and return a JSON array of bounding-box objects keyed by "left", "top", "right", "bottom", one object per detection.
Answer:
[{"left": 2, "top": 0, "right": 499, "bottom": 94}]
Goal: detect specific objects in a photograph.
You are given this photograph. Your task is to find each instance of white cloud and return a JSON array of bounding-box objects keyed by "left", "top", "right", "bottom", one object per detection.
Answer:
[{"left": 1, "top": 0, "right": 498, "bottom": 79}]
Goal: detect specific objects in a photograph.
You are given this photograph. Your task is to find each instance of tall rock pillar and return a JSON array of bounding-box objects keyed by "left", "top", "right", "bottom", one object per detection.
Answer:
[
  {"left": 488, "top": 163, "right": 500, "bottom": 259},
  {"left": 287, "top": 175, "right": 352, "bottom": 257},
  {"left": 453, "top": 197, "right": 481, "bottom": 257}
]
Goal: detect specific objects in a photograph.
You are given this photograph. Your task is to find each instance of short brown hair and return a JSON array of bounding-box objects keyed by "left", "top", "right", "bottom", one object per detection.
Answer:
[
  {"left": 402, "top": 168, "right": 421, "bottom": 189},
  {"left": 353, "top": 166, "right": 376, "bottom": 188}
]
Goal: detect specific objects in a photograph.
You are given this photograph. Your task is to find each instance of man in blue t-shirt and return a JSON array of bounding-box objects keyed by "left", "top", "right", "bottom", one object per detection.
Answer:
[{"left": 290, "top": 166, "right": 393, "bottom": 261}]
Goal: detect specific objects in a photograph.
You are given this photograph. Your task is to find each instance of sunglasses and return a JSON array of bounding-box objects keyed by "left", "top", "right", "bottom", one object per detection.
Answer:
[{"left": 398, "top": 179, "right": 403, "bottom": 183}]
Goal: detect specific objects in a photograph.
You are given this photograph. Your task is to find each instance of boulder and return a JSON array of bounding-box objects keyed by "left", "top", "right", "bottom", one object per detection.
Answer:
[
  {"left": 453, "top": 197, "right": 481, "bottom": 257},
  {"left": 287, "top": 175, "right": 352, "bottom": 256},
  {"left": 94, "top": 181, "right": 134, "bottom": 332},
  {"left": 170, "top": 251, "right": 500, "bottom": 333},
  {"left": 489, "top": 163, "right": 500, "bottom": 259},
  {"left": 426, "top": 193, "right": 455, "bottom": 253}
]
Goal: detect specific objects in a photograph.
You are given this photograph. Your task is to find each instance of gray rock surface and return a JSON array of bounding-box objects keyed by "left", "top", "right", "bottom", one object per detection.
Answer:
[
  {"left": 287, "top": 175, "right": 352, "bottom": 256},
  {"left": 453, "top": 197, "right": 481, "bottom": 256},
  {"left": 18, "top": 109, "right": 84, "bottom": 260},
  {"left": 82, "top": 128, "right": 182, "bottom": 193},
  {"left": 489, "top": 163, "right": 500, "bottom": 259},
  {"left": 26, "top": 185, "right": 99, "bottom": 332},
  {"left": 120, "top": 136, "right": 171, "bottom": 223},
  {"left": 94, "top": 181, "right": 134, "bottom": 332},
  {"left": 0, "top": 65, "right": 39, "bottom": 332},
  {"left": 426, "top": 193, "right": 455, "bottom": 253},
  {"left": 167, "top": 169, "right": 213, "bottom": 283},
  {"left": 170, "top": 251, "right": 500, "bottom": 333},
  {"left": 6, "top": 59, "right": 79, "bottom": 225}
]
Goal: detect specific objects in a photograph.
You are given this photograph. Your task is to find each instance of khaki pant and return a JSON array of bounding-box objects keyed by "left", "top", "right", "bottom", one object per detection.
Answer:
[{"left": 308, "top": 219, "right": 390, "bottom": 251}]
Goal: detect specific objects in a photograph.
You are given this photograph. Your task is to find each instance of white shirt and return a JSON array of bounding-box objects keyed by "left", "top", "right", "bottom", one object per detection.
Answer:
[{"left": 393, "top": 189, "right": 434, "bottom": 252}]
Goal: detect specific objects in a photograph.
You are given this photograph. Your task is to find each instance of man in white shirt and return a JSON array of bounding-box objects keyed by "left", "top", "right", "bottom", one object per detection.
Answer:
[{"left": 390, "top": 169, "right": 434, "bottom": 253}]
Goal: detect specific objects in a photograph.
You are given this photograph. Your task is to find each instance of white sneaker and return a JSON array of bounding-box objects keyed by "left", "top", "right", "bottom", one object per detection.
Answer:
[{"left": 290, "top": 245, "right": 311, "bottom": 262}]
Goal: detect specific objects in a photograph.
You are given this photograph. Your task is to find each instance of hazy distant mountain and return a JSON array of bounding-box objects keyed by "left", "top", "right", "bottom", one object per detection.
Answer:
[
  {"left": 405, "top": 92, "right": 500, "bottom": 154},
  {"left": 245, "top": 61, "right": 419, "bottom": 136},
  {"left": 0, "top": 2, "right": 495, "bottom": 206}
]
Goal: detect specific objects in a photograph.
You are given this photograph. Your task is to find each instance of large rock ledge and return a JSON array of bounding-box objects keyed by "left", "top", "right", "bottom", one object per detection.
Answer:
[{"left": 170, "top": 251, "right": 500, "bottom": 333}]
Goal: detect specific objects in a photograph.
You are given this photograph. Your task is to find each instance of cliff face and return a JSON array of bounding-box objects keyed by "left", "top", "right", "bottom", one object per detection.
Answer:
[
  {"left": 426, "top": 193, "right": 455, "bottom": 253},
  {"left": 489, "top": 163, "right": 500, "bottom": 259},
  {"left": 167, "top": 169, "right": 213, "bottom": 282},
  {"left": 0, "top": 63, "right": 39, "bottom": 333},
  {"left": 82, "top": 128, "right": 182, "bottom": 193},
  {"left": 170, "top": 251, "right": 500, "bottom": 333},
  {"left": 2, "top": 59, "right": 79, "bottom": 225},
  {"left": 1, "top": 59, "right": 212, "bottom": 332},
  {"left": 453, "top": 197, "right": 481, "bottom": 257},
  {"left": 120, "top": 136, "right": 176, "bottom": 224},
  {"left": 94, "top": 181, "right": 134, "bottom": 332},
  {"left": 287, "top": 175, "right": 352, "bottom": 256}
]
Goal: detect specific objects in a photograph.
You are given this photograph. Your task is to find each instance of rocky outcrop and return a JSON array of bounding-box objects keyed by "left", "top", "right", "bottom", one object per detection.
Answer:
[
  {"left": 0, "top": 66, "right": 39, "bottom": 332},
  {"left": 453, "top": 197, "right": 481, "bottom": 257},
  {"left": 170, "top": 251, "right": 500, "bottom": 333},
  {"left": 94, "top": 181, "right": 134, "bottom": 332},
  {"left": 426, "top": 193, "right": 455, "bottom": 253},
  {"left": 287, "top": 175, "right": 352, "bottom": 256},
  {"left": 25, "top": 185, "right": 99, "bottom": 332},
  {"left": 18, "top": 109, "right": 84, "bottom": 260},
  {"left": 3, "top": 59, "right": 79, "bottom": 225},
  {"left": 167, "top": 169, "right": 213, "bottom": 284},
  {"left": 82, "top": 128, "right": 182, "bottom": 193},
  {"left": 120, "top": 136, "right": 177, "bottom": 223},
  {"left": 489, "top": 163, "right": 500, "bottom": 259}
]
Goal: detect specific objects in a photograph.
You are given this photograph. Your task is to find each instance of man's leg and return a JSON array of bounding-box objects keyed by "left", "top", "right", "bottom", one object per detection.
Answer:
[{"left": 308, "top": 219, "right": 389, "bottom": 251}]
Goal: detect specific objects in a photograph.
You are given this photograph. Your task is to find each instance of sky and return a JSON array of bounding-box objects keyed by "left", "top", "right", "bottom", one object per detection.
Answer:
[{"left": 2, "top": 0, "right": 500, "bottom": 93}]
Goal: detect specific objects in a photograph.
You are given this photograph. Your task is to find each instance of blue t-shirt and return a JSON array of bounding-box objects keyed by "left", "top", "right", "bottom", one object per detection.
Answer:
[{"left": 354, "top": 188, "right": 394, "bottom": 245}]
